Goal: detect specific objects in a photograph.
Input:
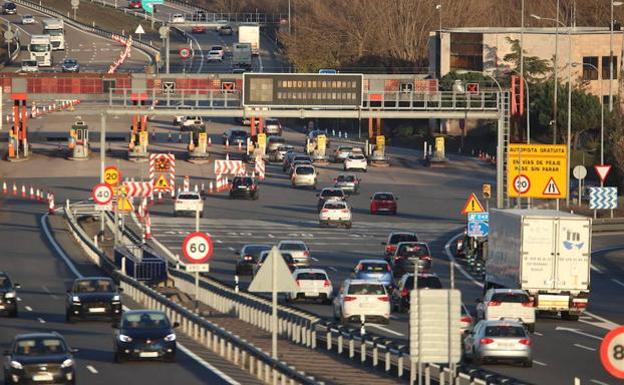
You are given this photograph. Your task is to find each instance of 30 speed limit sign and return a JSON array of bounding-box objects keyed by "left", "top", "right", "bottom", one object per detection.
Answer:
[
  {"left": 512, "top": 174, "right": 531, "bottom": 194},
  {"left": 91, "top": 183, "right": 113, "bottom": 205},
  {"left": 182, "top": 232, "right": 214, "bottom": 264},
  {"left": 601, "top": 326, "right": 624, "bottom": 379}
]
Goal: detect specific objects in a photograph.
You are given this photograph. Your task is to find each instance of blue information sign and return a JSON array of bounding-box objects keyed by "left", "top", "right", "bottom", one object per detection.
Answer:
[{"left": 467, "top": 212, "right": 489, "bottom": 237}]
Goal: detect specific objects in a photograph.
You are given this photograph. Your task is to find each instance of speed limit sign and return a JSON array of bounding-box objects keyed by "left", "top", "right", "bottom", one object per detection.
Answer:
[
  {"left": 601, "top": 326, "right": 624, "bottom": 379},
  {"left": 512, "top": 174, "right": 531, "bottom": 195},
  {"left": 178, "top": 47, "right": 191, "bottom": 59},
  {"left": 104, "top": 166, "right": 121, "bottom": 186},
  {"left": 182, "top": 232, "right": 214, "bottom": 264},
  {"left": 91, "top": 183, "right": 113, "bottom": 205}
]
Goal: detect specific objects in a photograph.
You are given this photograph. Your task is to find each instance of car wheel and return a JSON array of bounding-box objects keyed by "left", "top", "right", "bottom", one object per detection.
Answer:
[
  {"left": 523, "top": 359, "right": 533, "bottom": 368},
  {"left": 65, "top": 311, "right": 74, "bottom": 323},
  {"left": 114, "top": 352, "right": 125, "bottom": 364},
  {"left": 345, "top": 222, "right": 352, "bottom": 229}
]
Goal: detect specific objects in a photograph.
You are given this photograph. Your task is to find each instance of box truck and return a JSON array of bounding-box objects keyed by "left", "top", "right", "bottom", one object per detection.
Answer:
[
  {"left": 29, "top": 35, "right": 52, "bottom": 67},
  {"left": 42, "top": 18, "right": 65, "bottom": 50},
  {"left": 232, "top": 43, "right": 252, "bottom": 69},
  {"left": 238, "top": 25, "right": 260, "bottom": 56},
  {"left": 485, "top": 209, "right": 591, "bottom": 320}
]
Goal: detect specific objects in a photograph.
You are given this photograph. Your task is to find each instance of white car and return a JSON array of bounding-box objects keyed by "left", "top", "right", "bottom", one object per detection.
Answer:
[
  {"left": 476, "top": 289, "right": 536, "bottom": 332},
  {"left": 333, "top": 279, "right": 391, "bottom": 324},
  {"left": 174, "top": 192, "right": 204, "bottom": 217},
  {"left": 277, "top": 240, "right": 310, "bottom": 267},
  {"left": 319, "top": 199, "right": 352, "bottom": 228},
  {"left": 291, "top": 164, "right": 317, "bottom": 189},
  {"left": 171, "top": 14, "right": 185, "bottom": 23},
  {"left": 206, "top": 50, "right": 224, "bottom": 62},
  {"left": 210, "top": 45, "right": 225, "bottom": 56},
  {"left": 180, "top": 116, "right": 203, "bottom": 131},
  {"left": 22, "top": 15, "right": 35, "bottom": 24},
  {"left": 344, "top": 154, "right": 368, "bottom": 172},
  {"left": 20, "top": 60, "right": 39, "bottom": 73},
  {"left": 287, "top": 269, "right": 333, "bottom": 303}
]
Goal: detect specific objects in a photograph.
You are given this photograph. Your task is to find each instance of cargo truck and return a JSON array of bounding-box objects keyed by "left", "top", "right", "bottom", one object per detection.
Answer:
[
  {"left": 485, "top": 209, "right": 591, "bottom": 320},
  {"left": 42, "top": 18, "right": 65, "bottom": 50},
  {"left": 238, "top": 25, "right": 260, "bottom": 56},
  {"left": 28, "top": 35, "right": 52, "bottom": 67},
  {"left": 232, "top": 43, "right": 252, "bottom": 69}
]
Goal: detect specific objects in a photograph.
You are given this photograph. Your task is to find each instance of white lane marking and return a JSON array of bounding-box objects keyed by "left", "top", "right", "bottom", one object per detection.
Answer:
[
  {"left": 311, "top": 257, "right": 319, "bottom": 262},
  {"left": 227, "top": 247, "right": 235, "bottom": 252},
  {"left": 37, "top": 317, "right": 46, "bottom": 324},
  {"left": 591, "top": 264, "right": 603, "bottom": 273},
  {"left": 176, "top": 343, "right": 240, "bottom": 385},
  {"left": 16, "top": 297, "right": 21, "bottom": 302},
  {"left": 215, "top": 239, "right": 223, "bottom": 244},
  {"left": 25, "top": 306, "right": 32, "bottom": 312},
  {"left": 611, "top": 278, "right": 624, "bottom": 288},
  {"left": 368, "top": 324, "right": 404, "bottom": 337},
  {"left": 86, "top": 365, "right": 98, "bottom": 374},
  {"left": 41, "top": 285, "right": 58, "bottom": 300},
  {"left": 556, "top": 326, "right": 603, "bottom": 341},
  {"left": 40, "top": 214, "right": 84, "bottom": 278},
  {"left": 534, "top": 332, "right": 543, "bottom": 336},
  {"left": 583, "top": 311, "right": 619, "bottom": 330},
  {"left": 328, "top": 266, "right": 338, "bottom": 272},
  {"left": 532, "top": 360, "right": 547, "bottom": 366},
  {"left": 590, "top": 379, "right": 611, "bottom": 385},
  {"left": 268, "top": 234, "right": 275, "bottom": 238},
  {"left": 574, "top": 343, "right": 596, "bottom": 352},
  {"left": 444, "top": 233, "right": 484, "bottom": 288}
]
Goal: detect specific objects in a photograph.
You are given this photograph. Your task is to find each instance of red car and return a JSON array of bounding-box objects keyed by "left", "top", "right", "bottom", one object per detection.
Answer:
[
  {"left": 128, "top": 0, "right": 142, "bottom": 9},
  {"left": 191, "top": 26, "right": 206, "bottom": 33},
  {"left": 370, "top": 192, "right": 398, "bottom": 215}
]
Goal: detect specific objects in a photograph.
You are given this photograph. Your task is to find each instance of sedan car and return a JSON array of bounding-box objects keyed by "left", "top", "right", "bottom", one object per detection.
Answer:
[
  {"left": 391, "top": 241, "right": 433, "bottom": 277},
  {"left": 286, "top": 268, "right": 333, "bottom": 303},
  {"left": 334, "top": 173, "right": 360, "bottom": 195},
  {"left": 270, "top": 145, "right": 294, "bottom": 163},
  {"left": 352, "top": 259, "right": 393, "bottom": 288},
  {"left": 344, "top": 154, "right": 368, "bottom": 172},
  {"left": 191, "top": 26, "right": 206, "bottom": 33},
  {"left": 333, "top": 279, "right": 390, "bottom": 324},
  {"left": 264, "top": 118, "right": 283, "bottom": 136},
  {"left": 463, "top": 319, "right": 533, "bottom": 367},
  {"left": 277, "top": 240, "right": 311, "bottom": 267},
  {"left": 319, "top": 199, "right": 352, "bottom": 228},
  {"left": 370, "top": 192, "right": 398, "bottom": 215},
  {"left": 171, "top": 14, "right": 185, "bottom": 23},
  {"left": 382, "top": 231, "right": 419, "bottom": 259},
  {"left": 291, "top": 165, "right": 317, "bottom": 189},
  {"left": 219, "top": 25, "right": 233, "bottom": 36},
  {"left": 229, "top": 176, "right": 259, "bottom": 200},
  {"left": 0, "top": 271, "right": 20, "bottom": 317},
  {"left": 253, "top": 250, "right": 296, "bottom": 275},
  {"left": 223, "top": 128, "right": 248, "bottom": 145},
  {"left": 113, "top": 310, "right": 179, "bottom": 362},
  {"left": 332, "top": 146, "right": 353, "bottom": 163},
  {"left": 316, "top": 187, "right": 346, "bottom": 211},
  {"left": 61, "top": 58, "right": 80, "bottom": 73},
  {"left": 3, "top": 333, "right": 77, "bottom": 384},
  {"left": 390, "top": 272, "right": 442, "bottom": 312},
  {"left": 66, "top": 277, "right": 122, "bottom": 322},
  {"left": 21, "top": 15, "right": 35, "bottom": 24},
  {"left": 476, "top": 289, "right": 536, "bottom": 332},
  {"left": 266, "top": 135, "right": 286, "bottom": 153},
  {"left": 235, "top": 244, "right": 272, "bottom": 275},
  {"left": 206, "top": 50, "right": 224, "bottom": 62}
]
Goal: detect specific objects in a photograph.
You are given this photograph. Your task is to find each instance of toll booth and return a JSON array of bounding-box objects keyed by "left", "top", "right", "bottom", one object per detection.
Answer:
[
  {"left": 430, "top": 135, "right": 448, "bottom": 164},
  {"left": 310, "top": 134, "right": 328, "bottom": 164},
  {"left": 128, "top": 88, "right": 149, "bottom": 162},
  {"left": 368, "top": 135, "right": 389, "bottom": 166},
  {"left": 68, "top": 120, "right": 89, "bottom": 160},
  {"left": 7, "top": 89, "right": 30, "bottom": 162},
  {"left": 188, "top": 123, "right": 209, "bottom": 163}
]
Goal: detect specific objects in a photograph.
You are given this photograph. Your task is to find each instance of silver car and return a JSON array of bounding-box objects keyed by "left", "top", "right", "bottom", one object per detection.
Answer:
[
  {"left": 333, "top": 173, "right": 360, "bottom": 195},
  {"left": 270, "top": 145, "right": 294, "bottom": 162},
  {"left": 332, "top": 146, "right": 353, "bottom": 163},
  {"left": 463, "top": 319, "right": 533, "bottom": 367},
  {"left": 277, "top": 240, "right": 310, "bottom": 267},
  {"left": 352, "top": 259, "right": 393, "bottom": 288},
  {"left": 291, "top": 165, "right": 317, "bottom": 189},
  {"left": 265, "top": 118, "right": 282, "bottom": 136}
]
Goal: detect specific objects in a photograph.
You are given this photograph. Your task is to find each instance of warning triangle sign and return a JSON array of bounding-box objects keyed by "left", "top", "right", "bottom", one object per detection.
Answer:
[
  {"left": 248, "top": 247, "right": 299, "bottom": 293},
  {"left": 154, "top": 175, "right": 170, "bottom": 190},
  {"left": 461, "top": 193, "right": 485, "bottom": 214},
  {"left": 117, "top": 197, "right": 133, "bottom": 212},
  {"left": 543, "top": 177, "right": 561, "bottom": 195},
  {"left": 594, "top": 165, "right": 612, "bottom": 184}
]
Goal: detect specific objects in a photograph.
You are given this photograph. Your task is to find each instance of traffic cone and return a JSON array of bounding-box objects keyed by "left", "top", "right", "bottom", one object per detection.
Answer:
[
  {"left": 36, "top": 189, "right": 42, "bottom": 202},
  {"left": 48, "top": 193, "right": 55, "bottom": 214},
  {"left": 208, "top": 137, "right": 212, "bottom": 146},
  {"left": 225, "top": 153, "right": 229, "bottom": 160},
  {"left": 21, "top": 185, "right": 26, "bottom": 198},
  {"left": 29, "top": 187, "right": 34, "bottom": 200},
  {"left": 12, "top": 183, "right": 17, "bottom": 196},
  {"left": 225, "top": 138, "right": 229, "bottom": 149},
  {"left": 209, "top": 181, "right": 213, "bottom": 193},
  {"left": 2, "top": 181, "right": 6, "bottom": 194}
]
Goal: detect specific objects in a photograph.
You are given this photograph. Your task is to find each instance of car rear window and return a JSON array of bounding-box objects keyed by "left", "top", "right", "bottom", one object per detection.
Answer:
[
  {"left": 359, "top": 262, "right": 388, "bottom": 272},
  {"left": 491, "top": 293, "right": 531, "bottom": 303},
  {"left": 178, "top": 193, "right": 200, "bottom": 200},
  {"left": 405, "top": 276, "right": 443, "bottom": 289},
  {"left": 269, "top": 137, "right": 285, "bottom": 144},
  {"left": 242, "top": 245, "right": 271, "bottom": 257},
  {"left": 485, "top": 326, "right": 527, "bottom": 338},
  {"left": 234, "top": 177, "right": 253, "bottom": 186},
  {"left": 396, "top": 244, "right": 429, "bottom": 257},
  {"left": 321, "top": 189, "right": 344, "bottom": 198},
  {"left": 374, "top": 193, "right": 394, "bottom": 200},
  {"left": 294, "top": 156, "right": 311, "bottom": 162},
  {"left": 337, "top": 175, "right": 356, "bottom": 182},
  {"left": 350, "top": 155, "right": 366, "bottom": 160},
  {"left": 279, "top": 243, "right": 307, "bottom": 251},
  {"left": 338, "top": 147, "right": 352, "bottom": 152},
  {"left": 324, "top": 202, "right": 346, "bottom": 210},
  {"left": 296, "top": 272, "right": 327, "bottom": 280},
  {"left": 389, "top": 234, "right": 419, "bottom": 244},
  {"left": 295, "top": 166, "right": 314, "bottom": 175},
  {"left": 348, "top": 284, "right": 385, "bottom": 295}
]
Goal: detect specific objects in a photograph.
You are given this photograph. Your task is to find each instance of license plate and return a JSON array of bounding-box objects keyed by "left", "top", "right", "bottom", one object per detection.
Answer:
[
  {"left": 139, "top": 352, "right": 159, "bottom": 358},
  {"left": 33, "top": 373, "right": 54, "bottom": 381},
  {"left": 88, "top": 307, "right": 106, "bottom": 313},
  {"left": 0, "top": 305, "right": 4, "bottom": 309},
  {"left": 305, "top": 292, "right": 319, "bottom": 297}
]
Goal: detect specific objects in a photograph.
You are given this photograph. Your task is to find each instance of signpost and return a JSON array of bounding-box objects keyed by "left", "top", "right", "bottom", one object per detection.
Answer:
[
  {"left": 134, "top": 24, "right": 145, "bottom": 41},
  {"left": 481, "top": 183, "right": 491, "bottom": 210},
  {"left": 507, "top": 144, "right": 567, "bottom": 199},
  {"left": 600, "top": 326, "right": 624, "bottom": 379},
  {"left": 460, "top": 193, "right": 485, "bottom": 215},
  {"left": 71, "top": 0, "right": 79, "bottom": 19},
  {"left": 572, "top": 165, "right": 587, "bottom": 206},
  {"left": 182, "top": 229, "right": 213, "bottom": 313},
  {"left": 467, "top": 212, "right": 489, "bottom": 237},
  {"left": 595, "top": 164, "right": 612, "bottom": 185}
]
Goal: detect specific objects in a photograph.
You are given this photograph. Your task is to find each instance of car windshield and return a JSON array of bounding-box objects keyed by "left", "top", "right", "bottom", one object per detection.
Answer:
[
  {"left": 321, "top": 189, "right": 344, "bottom": 198},
  {"left": 178, "top": 193, "right": 200, "bottom": 200},
  {"left": 358, "top": 262, "right": 388, "bottom": 273},
  {"left": 64, "top": 60, "right": 77, "bottom": 66},
  {"left": 259, "top": 253, "right": 293, "bottom": 264},
  {"left": 374, "top": 193, "right": 394, "bottom": 201},
  {"left": 234, "top": 177, "right": 253, "bottom": 186},
  {"left": 405, "top": 276, "right": 443, "bottom": 289},
  {"left": 338, "top": 147, "right": 352, "bottom": 153},
  {"left": 347, "top": 284, "right": 385, "bottom": 295},
  {"left": 337, "top": 175, "right": 356, "bottom": 182},
  {"left": 0, "top": 276, "right": 11, "bottom": 289},
  {"left": 74, "top": 279, "right": 114, "bottom": 293},
  {"left": 389, "top": 234, "right": 418, "bottom": 244},
  {"left": 397, "top": 244, "right": 429, "bottom": 257},
  {"left": 30, "top": 44, "right": 49, "bottom": 52},
  {"left": 242, "top": 245, "right": 271, "bottom": 257},
  {"left": 296, "top": 272, "right": 327, "bottom": 280},
  {"left": 123, "top": 312, "right": 169, "bottom": 329},
  {"left": 485, "top": 326, "right": 527, "bottom": 338},
  {"left": 296, "top": 166, "right": 314, "bottom": 175},
  {"left": 14, "top": 338, "right": 66, "bottom": 356},
  {"left": 324, "top": 202, "right": 346, "bottom": 210},
  {"left": 279, "top": 243, "right": 306, "bottom": 251},
  {"left": 491, "top": 292, "right": 530, "bottom": 303}
]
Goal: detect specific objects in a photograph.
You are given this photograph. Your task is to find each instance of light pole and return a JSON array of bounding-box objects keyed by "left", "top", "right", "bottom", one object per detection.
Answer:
[
  {"left": 288, "top": 0, "right": 291, "bottom": 34},
  {"left": 436, "top": 4, "right": 442, "bottom": 31},
  {"left": 609, "top": 1, "right": 623, "bottom": 112}
]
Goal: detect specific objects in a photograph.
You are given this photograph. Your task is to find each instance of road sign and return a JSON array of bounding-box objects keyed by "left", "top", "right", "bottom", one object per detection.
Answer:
[
  {"left": 589, "top": 187, "right": 618, "bottom": 209},
  {"left": 135, "top": 24, "right": 145, "bottom": 35},
  {"left": 221, "top": 81, "right": 235, "bottom": 92},
  {"left": 600, "top": 326, "right": 624, "bottom": 379},
  {"left": 461, "top": 193, "right": 485, "bottom": 214},
  {"left": 104, "top": 166, "right": 121, "bottom": 186},
  {"left": 507, "top": 144, "right": 567, "bottom": 199},
  {"left": 91, "top": 183, "right": 113, "bottom": 205},
  {"left": 154, "top": 175, "right": 170, "bottom": 190},
  {"left": 117, "top": 196, "right": 133, "bottom": 212},
  {"left": 123, "top": 181, "right": 153, "bottom": 197},
  {"left": 410, "top": 289, "right": 461, "bottom": 363},
  {"left": 162, "top": 81, "right": 175, "bottom": 94},
  {"left": 467, "top": 212, "right": 489, "bottom": 237},
  {"left": 141, "top": 0, "right": 163, "bottom": 13},
  {"left": 482, "top": 183, "right": 491, "bottom": 199},
  {"left": 248, "top": 247, "right": 299, "bottom": 293},
  {"left": 185, "top": 264, "right": 209, "bottom": 273},
  {"left": 70, "top": 0, "right": 79, "bottom": 7},
  {"left": 243, "top": 73, "right": 363, "bottom": 108},
  {"left": 595, "top": 164, "right": 612, "bottom": 184},
  {"left": 573, "top": 165, "right": 587, "bottom": 180},
  {"left": 376, "top": 135, "right": 385, "bottom": 149},
  {"left": 466, "top": 82, "right": 479, "bottom": 94},
  {"left": 179, "top": 47, "right": 191, "bottom": 59},
  {"left": 182, "top": 232, "right": 214, "bottom": 264},
  {"left": 158, "top": 26, "right": 169, "bottom": 39}
]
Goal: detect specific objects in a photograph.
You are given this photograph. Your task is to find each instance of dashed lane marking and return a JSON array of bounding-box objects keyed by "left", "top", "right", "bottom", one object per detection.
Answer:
[
  {"left": 590, "top": 379, "right": 611, "bottom": 385},
  {"left": 532, "top": 360, "right": 547, "bottom": 366},
  {"left": 25, "top": 306, "right": 32, "bottom": 312},
  {"left": 368, "top": 324, "right": 404, "bottom": 337},
  {"left": 573, "top": 343, "right": 596, "bottom": 352},
  {"left": 611, "top": 278, "right": 624, "bottom": 288},
  {"left": 590, "top": 264, "right": 603, "bottom": 273},
  {"left": 37, "top": 317, "right": 45, "bottom": 324},
  {"left": 86, "top": 365, "right": 98, "bottom": 374}
]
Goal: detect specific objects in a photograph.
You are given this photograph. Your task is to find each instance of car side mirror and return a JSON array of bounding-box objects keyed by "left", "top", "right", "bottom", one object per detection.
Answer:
[
  {"left": 14, "top": 283, "right": 20, "bottom": 289},
  {"left": 173, "top": 322, "right": 180, "bottom": 329}
]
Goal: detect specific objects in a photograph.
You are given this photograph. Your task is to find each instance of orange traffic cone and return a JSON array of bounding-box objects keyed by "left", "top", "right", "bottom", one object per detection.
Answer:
[
  {"left": 2, "top": 182, "right": 7, "bottom": 194},
  {"left": 12, "top": 183, "right": 17, "bottom": 196},
  {"left": 21, "top": 185, "right": 26, "bottom": 198},
  {"left": 29, "top": 187, "right": 34, "bottom": 200}
]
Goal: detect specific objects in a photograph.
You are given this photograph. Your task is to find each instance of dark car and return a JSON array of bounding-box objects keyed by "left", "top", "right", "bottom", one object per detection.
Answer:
[
  {"left": 219, "top": 25, "right": 233, "bottom": 36},
  {"left": 0, "top": 272, "right": 19, "bottom": 318},
  {"left": 229, "top": 176, "right": 259, "bottom": 200},
  {"left": 391, "top": 242, "right": 433, "bottom": 277},
  {"left": 235, "top": 244, "right": 272, "bottom": 275},
  {"left": 3, "top": 333, "right": 77, "bottom": 384},
  {"left": 2, "top": 2, "right": 17, "bottom": 15},
  {"left": 253, "top": 251, "right": 296, "bottom": 276},
  {"left": 316, "top": 188, "right": 346, "bottom": 211},
  {"left": 66, "top": 277, "right": 122, "bottom": 323},
  {"left": 381, "top": 232, "right": 419, "bottom": 260},
  {"left": 223, "top": 128, "right": 248, "bottom": 145},
  {"left": 370, "top": 192, "right": 398, "bottom": 215},
  {"left": 113, "top": 309, "right": 179, "bottom": 363},
  {"left": 391, "top": 273, "right": 442, "bottom": 312},
  {"left": 61, "top": 59, "right": 80, "bottom": 73}
]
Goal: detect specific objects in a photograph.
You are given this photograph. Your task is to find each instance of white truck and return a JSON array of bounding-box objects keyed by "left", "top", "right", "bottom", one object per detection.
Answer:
[
  {"left": 232, "top": 43, "right": 252, "bottom": 69},
  {"left": 485, "top": 209, "right": 591, "bottom": 320},
  {"left": 28, "top": 35, "right": 52, "bottom": 67},
  {"left": 238, "top": 25, "right": 260, "bottom": 56},
  {"left": 42, "top": 18, "right": 65, "bottom": 50}
]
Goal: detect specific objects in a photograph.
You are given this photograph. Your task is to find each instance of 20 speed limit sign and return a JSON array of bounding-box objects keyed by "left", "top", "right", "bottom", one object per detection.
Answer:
[
  {"left": 182, "top": 232, "right": 214, "bottom": 264},
  {"left": 513, "top": 174, "right": 531, "bottom": 194},
  {"left": 601, "top": 326, "right": 624, "bottom": 379},
  {"left": 91, "top": 183, "right": 113, "bottom": 205},
  {"left": 104, "top": 166, "right": 121, "bottom": 186}
]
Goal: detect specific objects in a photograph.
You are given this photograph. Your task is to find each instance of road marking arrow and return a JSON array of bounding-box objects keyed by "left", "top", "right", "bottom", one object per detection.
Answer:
[{"left": 556, "top": 326, "right": 603, "bottom": 341}]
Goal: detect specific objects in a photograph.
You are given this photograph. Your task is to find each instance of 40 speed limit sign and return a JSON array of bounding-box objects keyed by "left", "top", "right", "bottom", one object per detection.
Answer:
[
  {"left": 601, "top": 326, "right": 624, "bottom": 379},
  {"left": 91, "top": 183, "right": 113, "bottom": 205},
  {"left": 182, "top": 232, "right": 214, "bottom": 264}
]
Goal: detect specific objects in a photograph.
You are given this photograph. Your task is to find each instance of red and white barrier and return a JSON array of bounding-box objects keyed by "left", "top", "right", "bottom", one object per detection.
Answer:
[
  {"left": 254, "top": 158, "right": 265, "bottom": 180},
  {"left": 47, "top": 192, "right": 55, "bottom": 214}
]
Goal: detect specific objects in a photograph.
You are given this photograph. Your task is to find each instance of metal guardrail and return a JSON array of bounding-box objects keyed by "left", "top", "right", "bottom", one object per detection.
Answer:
[{"left": 593, "top": 217, "right": 624, "bottom": 233}]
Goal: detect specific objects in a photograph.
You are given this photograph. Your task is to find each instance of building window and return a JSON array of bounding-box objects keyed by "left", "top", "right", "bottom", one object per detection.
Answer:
[
  {"left": 603, "top": 95, "right": 609, "bottom": 105},
  {"left": 602, "top": 56, "right": 618, "bottom": 79},
  {"left": 450, "top": 33, "right": 483, "bottom": 72},
  {"left": 582, "top": 57, "right": 599, "bottom": 80}
]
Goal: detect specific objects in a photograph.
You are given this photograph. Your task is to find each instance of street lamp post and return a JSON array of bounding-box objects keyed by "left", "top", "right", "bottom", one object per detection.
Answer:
[
  {"left": 609, "top": 1, "right": 623, "bottom": 112},
  {"left": 436, "top": 4, "right": 442, "bottom": 31}
]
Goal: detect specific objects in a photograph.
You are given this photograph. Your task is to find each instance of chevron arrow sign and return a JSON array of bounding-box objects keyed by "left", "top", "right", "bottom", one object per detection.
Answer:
[
  {"left": 589, "top": 187, "right": 618, "bottom": 209},
  {"left": 123, "top": 181, "right": 153, "bottom": 198}
]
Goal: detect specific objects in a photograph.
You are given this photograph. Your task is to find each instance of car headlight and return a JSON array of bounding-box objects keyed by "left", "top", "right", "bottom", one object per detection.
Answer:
[
  {"left": 72, "top": 296, "right": 80, "bottom": 303},
  {"left": 118, "top": 334, "right": 132, "bottom": 343},
  {"left": 112, "top": 295, "right": 120, "bottom": 302},
  {"left": 61, "top": 359, "right": 74, "bottom": 368},
  {"left": 164, "top": 333, "right": 176, "bottom": 342},
  {"left": 5, "top": 291, "right": 16, "bottom": 299},
  {"left": 10, "top": 360, "right": 22, "bottom": 370}
]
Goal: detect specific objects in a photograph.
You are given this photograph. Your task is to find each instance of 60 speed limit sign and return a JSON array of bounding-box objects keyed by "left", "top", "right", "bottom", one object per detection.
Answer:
[
  {"left": 91, "top": 183, "right": 113, "bottom": 205},
  {"left": 182, "top": 232, "right": 214, "bottom": 264},
  {"left": 601, "top": 326, "right": 624, "bottom": 379}
]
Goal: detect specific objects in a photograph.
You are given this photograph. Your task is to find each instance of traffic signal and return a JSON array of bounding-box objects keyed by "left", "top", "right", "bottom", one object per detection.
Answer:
[{"left": 482, "top": 183, "right": 491, "bottom": 199}]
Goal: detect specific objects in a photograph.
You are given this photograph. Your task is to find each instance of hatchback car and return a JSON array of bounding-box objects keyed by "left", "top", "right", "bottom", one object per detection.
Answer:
[
  {"left": 344, "top": 154, "right": 367, "bottom": 172},
  {"left": 316, "top": 188, "right": 346, "bottom": 211},
  {"left": 291, "top": 165, "right": 317, "bottom": 189},
  {"left": 65, "top": 277, "right": 122, "bottom": 322},
  {"left": 284, "top": 154, "right": 310, "bottom": 172},
  {"left": 270, "top": 145, "right": 294, "bottom": 162},
  {"left": 266, "top": 135, "right": 286, "bottom": 153},
  {"left": 391, "top": 241, "right": 433, "bottom": 277},
  {"left": 333, "top": 279, "right": 390, "bottom": 324},
  {"left": 319, "top": 199, "right": 352, "bottom": 228},
  {"left": 476, "top": 289, "right": 536, "bottom": 332},
  {"left": 20, "top": 60, "right": 39, "bottom": 73},
  {"left": 171, "top": 14, "right": 185, "bottom": 23},
  {"left": 0, "top": 271, "right": 20, "bottom": 317},
  {"left": 3, "top": 333, "right": 77, "bottom": 384},
  {"left": 21, "top": 15, "right": 34, "bottom": 24},
  {"left": 219, "top": 25, "right": 233, "bottom": 36},
  {"left": 206, "top": 50, "right": 224, "bottom": 62},
  {"left": 223, "top": 128, "right": 248, "bottom": 145},
  {"left": 264, "top": 118, "right": 283, "bottom": 136},
  {"left": 2, "top": 2, "right": 16, "bottom": 14},
  {"left": 287, "top": 268, "right": 333, "bottom": 303},
  {"left": 113, "top": 310, "right": 179, "bottom": 362},
  {"left": 61, "top": 59, "right": 80, "bottom": 73},
  {"left": 352, "top": 259, "right": 393, "bottom": 288},
  {"left": 370, "top": 192, "right": 398, "bottom": 215},
  {"left": 277, "top": 240, "right": 311, "bottom": 267},
  {"left": 229, "top": 176, "right": 259, "bottom": 200},
  {"left": 463, "top": 319, "right": 533, "bottom": 367},
  {"left": 253, "top": 250, "right": 296, "bottom": 275},
  {"left": 382, "top": 231, "right": 419, "bottom": 259},
  {"left": 289, "top": 159, "right": 313, "bottom": 176},
  {"left": 235, "top": 244, "right": 272, "bottom": 275},
  {"left": 390, "top": 273, "right": 443, "bottom": 312},
  {"left": 333, "top": 173, "right": 360, "bottom": 195},
  {"left": 332, "top": 146, "right": 353, "bottom": 163}
]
